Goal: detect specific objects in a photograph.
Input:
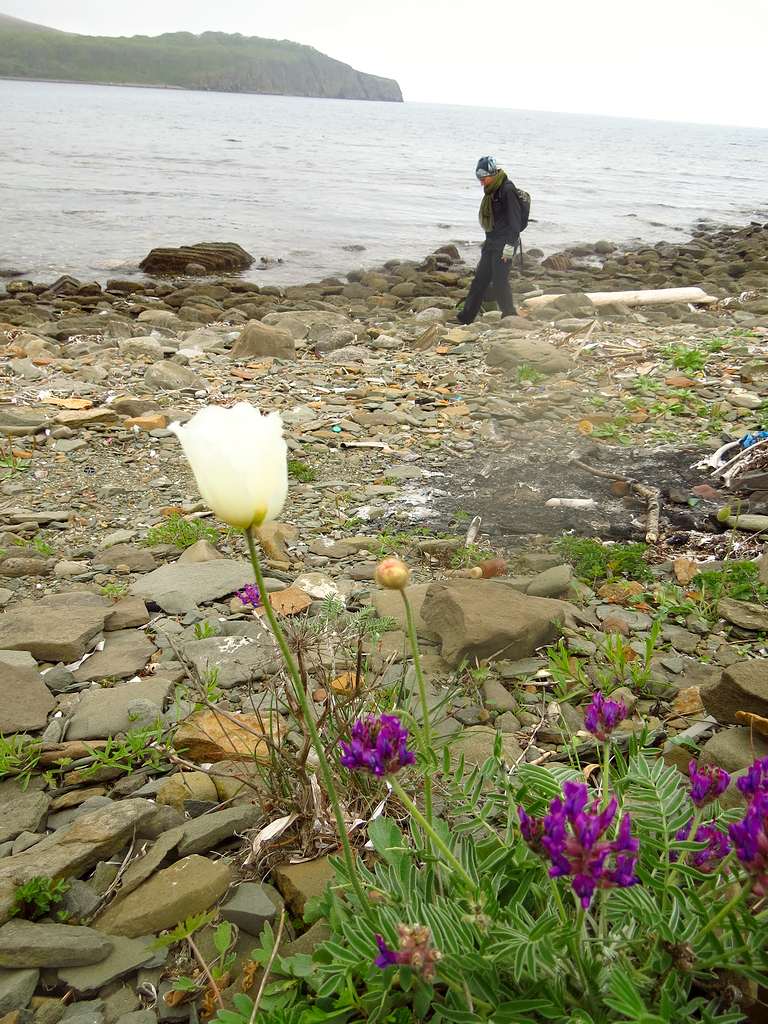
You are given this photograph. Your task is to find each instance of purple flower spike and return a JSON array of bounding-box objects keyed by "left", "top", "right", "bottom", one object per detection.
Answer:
[
  {"left": 688, "top": 761, "right": 731, "bottom": 809},
  {"left": 236, "top": 583, "right": 261, "bottom": 607},
  {"left": 521, "top": 781, "right": 638, "bottom": 909},
  {"left": 338, "top": 714, "right": 415, "bottom": 778},
  {"left": 736, "top": 756, "right": 768, "bottom": 803},
  {"left": 584, "top": 691, "right": 627, "bottom": 742},
  {"left": 673, "top": 817, "right": 731, "bottom": 874},
  {"left": 374, "top": 925, "right": 442, "bottom": 982},
  {"left": 729, "top": 791, "right": 768, "bottom": 898}
]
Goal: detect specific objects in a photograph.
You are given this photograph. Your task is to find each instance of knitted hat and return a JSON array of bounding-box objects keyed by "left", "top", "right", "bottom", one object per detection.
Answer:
[{"left": 476, "top": 156, "right": 498, "bottom": 178}]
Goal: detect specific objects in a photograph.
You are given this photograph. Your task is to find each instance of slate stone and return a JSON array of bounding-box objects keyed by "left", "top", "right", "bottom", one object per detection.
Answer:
[
  {"left": 0, "top": 920, "right": 113, "bottom": 968},
  {"left": 0, "top": 967, "right": 39, "bottom": 1014},
  {"left": 698, "top": 727, "right": 768, "bottom": 774},
  {"left": 93, "top": 856, "right": 231, "bottom": 938},
  {"left": 219, "top": 882, "right": 277, "bottom": 936},
  {"left": 72, "top": 630, "right": 156, "bottom": 683},
  {"left": 230, "top": 320, "right": 296, "bottom": 361},
  {"left": 271, "top": 857, "right": 336, "bottom": 917},
  {"left": 0, "top": 604, "right": 107, "bottom": 662},
  {"left": 103, "top": 594, "right": 151, "bottom": 630},
  {"left": 143, "top": 361, "right": 202, "bottom": 391},
  {"left": 67, "top": 677, "right": 175, "bottom": 741},
  {"left": 701, "top": 659, "right": 768, "bottom": 725},
  {"left": 0, "top": 656, "right": 56, "bottom": 733},
  {"left": 98, "top": 546, "right": 157, "bottom": 573},
  {"left": 0, "top": 800, "right": 159, "bottom": 925},
  {"left": 0, "top": 790, "right": 50, "bottom": 844},
  {"left": 57, "top": 935, "right": 166, "bottom": 997},
  {"left": 128, "top": 560, "right": 258, "bottom": 614},
  {"left": 176, "top": 805, "right": 262, "bottom": 858},
  {"left": 47, "top": 796, "right": 114, "bottom": 832},
  {"left": 182, "top": 634, "right": 281, "bottom": 688}
]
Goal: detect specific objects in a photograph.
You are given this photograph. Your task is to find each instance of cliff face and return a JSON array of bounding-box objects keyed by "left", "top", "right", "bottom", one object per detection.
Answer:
[{"left": 0, "top": 18, "right": 403, "bottom": 102}]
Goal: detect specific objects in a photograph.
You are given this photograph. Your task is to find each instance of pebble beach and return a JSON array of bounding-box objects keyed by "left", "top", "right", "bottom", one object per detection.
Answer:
[{"left": 2, "top": 218, "right": 768, "bottom": 1017}]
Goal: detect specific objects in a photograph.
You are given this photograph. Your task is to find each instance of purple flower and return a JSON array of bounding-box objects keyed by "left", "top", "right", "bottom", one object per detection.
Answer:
[
  {"left": 584, "top": 691, "right": 627, "bottom": 742},
  {"left": 673, "top": 818, "right": 731, "bottom": 874},
  {"left": 374, "top": 925, "right": 442, "bottom": 982},
  {"left": 236, "top": 583, "right": 261, "bottom": 607},
  {"left": 520, "top": 781, "right": 639, "bottom": 909},
  {"left": 736, "top": 756, "right": 768, "bottom": 802},
  {"left": 729, "top": 791, "right": 768, "bottom": 898},
  {"left": 688, "top": 761, "right": 731, "bottom": 809},
  {"left": 338, "top": 714, "right": 415, "bottom": 778}
]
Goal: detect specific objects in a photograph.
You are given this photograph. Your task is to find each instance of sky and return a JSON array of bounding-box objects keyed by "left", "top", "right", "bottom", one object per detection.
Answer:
[{"left": 2, "top": 1, "right": 768, "bottom": 129}]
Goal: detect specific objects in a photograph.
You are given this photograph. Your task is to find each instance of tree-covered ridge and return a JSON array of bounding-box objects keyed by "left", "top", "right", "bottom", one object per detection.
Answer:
[{"left": 0, "top": 18, "right": 403, "bottom": 101}]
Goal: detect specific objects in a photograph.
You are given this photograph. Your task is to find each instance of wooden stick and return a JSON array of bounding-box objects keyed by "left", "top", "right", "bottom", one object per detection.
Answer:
[{"left": 523, "top": 286, "right": 717, "bottom": 309}]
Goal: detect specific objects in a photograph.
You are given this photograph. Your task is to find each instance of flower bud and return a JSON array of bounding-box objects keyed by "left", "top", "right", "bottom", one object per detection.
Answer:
[
  {"left": 716, "top": 506, "right": 732, "bottom": 523},
  {"left": 374, "top": 557, "right": 410, "bottom": 590}
]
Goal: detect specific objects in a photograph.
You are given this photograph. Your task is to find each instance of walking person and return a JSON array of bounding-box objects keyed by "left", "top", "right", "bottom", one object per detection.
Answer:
[{"left": 454, "top": 156, "right": 522, "bottom": 324}]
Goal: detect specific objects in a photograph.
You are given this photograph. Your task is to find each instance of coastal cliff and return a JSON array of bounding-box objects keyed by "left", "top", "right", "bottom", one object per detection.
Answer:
[{"left": 0, "top": 14, "right": 403, "bottom": 102}]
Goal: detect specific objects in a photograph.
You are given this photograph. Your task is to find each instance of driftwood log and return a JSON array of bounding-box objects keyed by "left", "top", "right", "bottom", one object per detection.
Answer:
[{"left": 523, "top": 286, "right": 717, "bottom": 310}]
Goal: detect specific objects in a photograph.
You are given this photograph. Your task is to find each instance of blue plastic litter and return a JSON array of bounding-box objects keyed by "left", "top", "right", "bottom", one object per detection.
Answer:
[{"left": 740, "top": 431, "right": 768, "bottom": 449}]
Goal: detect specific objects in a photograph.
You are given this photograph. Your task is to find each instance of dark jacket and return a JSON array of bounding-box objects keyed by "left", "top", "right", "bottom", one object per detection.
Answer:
[{"left": 483, "top": 176, "right": 522, "bottom": 251}]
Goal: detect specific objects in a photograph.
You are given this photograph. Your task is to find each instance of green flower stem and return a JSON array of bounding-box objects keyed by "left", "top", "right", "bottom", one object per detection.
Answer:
[
  {"left": 695, "top": 879, "right": 752, "bottom": 943},
  {"left": 399, "top": 588, "right": 433, "bottom": 827},
  {"left": 245, "top": 527, "right": 368, "bottom": 910},
  {"left": 549, "top": 875, "right": 568, "bottom": 925},
  {"left": 601, "top": 739, "right": 612, "bottom": 810},
  {"left": 387, "top": 776, "right": 476, "bottom": 892}
]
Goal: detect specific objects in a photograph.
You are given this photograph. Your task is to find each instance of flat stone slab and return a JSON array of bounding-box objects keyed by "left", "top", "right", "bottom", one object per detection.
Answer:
[
  {"left": 0, "top": 919, "right": 114, "bottom": 968},
  {"left": 67, "top": 677, "right": 175, "bottom": 741},
  {"left": 93, "top": 855, "right": 231, "bottom": 938},
  {"left": 0, "top": 660, "right": 56, "bottom": 733},
  {"left": 0, "top": 789, "right": 50, "bottom": 845},
  {"left": 220, "top": 882, "right": 277, "bottom": 937},
  {"left": 72, "top": 630, "right": 156, "bottom": 683},
  {"left": 176, "top": 804, "right": 262, "bottom": 857},
  {"left": 129, "top": 560, "right": 258, "bottom": 614},
  {"left": 99, "top": 545, "right": 157, "bottom": 572},
  {"left": 182, "top": 634, "right": 281, "bottom": 688},
  {"left": 57, "top": 935, "right": 166, "bottom": 997},
  {"left": 0, "top": 603, "right": 108, "bottom": 662},
  {"left": 0, "top": 966, "right": 39, "bottom": 1015}
]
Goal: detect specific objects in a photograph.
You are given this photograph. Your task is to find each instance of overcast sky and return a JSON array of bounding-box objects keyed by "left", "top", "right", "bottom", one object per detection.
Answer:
[{"left": 2, "top": 0, "right": 767, "bottom": 129}]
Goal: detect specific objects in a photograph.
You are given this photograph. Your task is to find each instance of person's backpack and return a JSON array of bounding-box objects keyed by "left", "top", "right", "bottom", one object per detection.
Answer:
[{"left": 510, "top": 182, "right": 531, "bottom": 232}]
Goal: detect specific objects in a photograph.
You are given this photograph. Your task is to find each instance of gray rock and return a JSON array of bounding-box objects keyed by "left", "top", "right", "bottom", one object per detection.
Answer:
[
  {"left": 496, "top": 711, "right": 521, "bottom": 733},
  {"left": 102, "top": 987, "right": 140, "bottom": 1024},
  {"left": 128, "top": 560, "right": 258, "bottom": 614},
  {"left": 526, "top": 564, "right": 573, "bottom": 598},
  {"left": 143, "top": 361, "right": 202, "bottom": 391},
  {"left": 0, "top": 800, "right": 160, "bottom": 925},
  {"left": 0, "top": 603, "right": 108, "bottom": 662},
  {"left": 219, "top": 882, "right": 278, "bottom": 936},
  {"left": 40, "top": 662, "right": 76, "bottom": 693},
  {"left": 0, "top": 789, "right": 50, "bottom": 845},
  {"left": 183, "top": 633, "right": 281, "bottom": 689},
  {"left": 0, "top": 966, "right": 39, "bottom": 1014},
  {"left": 72, "top": 630, "right": 156, "bottom": 683},
  {"left": 93, "top": 855, "right": 231, "bottom": 939},
  {"left": 67, "top": 677, "right": 175, "bottom": 741},
  {"left": 718, "top": 597, "right": 768, "bottom": 631},
  {"left": 481, "top": 678, "right": 519, "bottom": 714},
  {"left": 58, "top": 879, "right": 102, "bottom": 922},
  {"left": 448, "top": 726, "right": 523, "bottom": 766},
  {"left": 661, "top": 624, "right": 701, "bottom": 655},
  {"left": 176, "top": 805, "right": 262, "bottom": 858},
  {"left": 48, "top": 796, "right": 114, "bottom": 832},
  {"left": 118, "top": 337, "right": 164, "bottom": 361},
  {"left": 113, "top": 1013, "right": 156, "bottom": 1024},
  {"left": 0, "top": 659, "right": 56, "bottom": 733},
  {"left": 230, "top": 320, "right": 296, "bottom": 361},
  {"left": 103, "top": 599, "right": 151, "bottom": 632},
  {"left": 420, "top": 579, "right": 572, "bottom": 668},
  {"left": 57, "top": 935, "right": 167, "bottom": 997},
  {"left": 99, "top": 546, "right": 157, "bottom": 573},
  {"left": 700, "top": 659, "right": 768, "bottom": 725},
  {"left": 0, "top": 919, "right": 114, "bottom": 968},
  {"left": 698, "top": 727, "right": 768, "bottom": 774}
]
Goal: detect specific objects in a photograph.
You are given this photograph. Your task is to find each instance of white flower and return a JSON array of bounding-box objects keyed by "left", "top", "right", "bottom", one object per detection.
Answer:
[{"left": 169, "top": 403, "right": 288, "bottom": 529}]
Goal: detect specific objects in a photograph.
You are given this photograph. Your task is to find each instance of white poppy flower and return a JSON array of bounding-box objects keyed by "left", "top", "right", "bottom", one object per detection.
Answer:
[{"left": 170, "top": 403, "right": 288, "bottom": 529}]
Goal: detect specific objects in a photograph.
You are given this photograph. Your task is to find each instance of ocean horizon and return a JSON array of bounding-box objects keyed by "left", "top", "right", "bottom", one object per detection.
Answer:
[{"left": 1, "top": 78, "right": 767, "bottom": 287}]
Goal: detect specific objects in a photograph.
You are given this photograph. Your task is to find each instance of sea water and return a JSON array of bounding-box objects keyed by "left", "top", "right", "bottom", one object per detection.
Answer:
[{"left": 1, "top": 79, "right": 767, "bottom": 286}]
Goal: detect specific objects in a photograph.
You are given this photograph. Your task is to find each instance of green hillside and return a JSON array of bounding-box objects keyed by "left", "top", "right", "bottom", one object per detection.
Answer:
[{"left": 0, "top": 15, "right": 403, "bottom": 101}]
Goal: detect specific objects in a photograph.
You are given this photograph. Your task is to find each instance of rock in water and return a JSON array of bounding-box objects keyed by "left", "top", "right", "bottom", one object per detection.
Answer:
[{"left": 139, "top": 242, "right": 255, "bottom": 275}]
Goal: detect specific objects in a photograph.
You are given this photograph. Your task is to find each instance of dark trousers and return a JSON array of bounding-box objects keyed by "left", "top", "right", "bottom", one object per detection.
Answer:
[{"left": 458, "top": 246, "right": 516, "bottom": 323}]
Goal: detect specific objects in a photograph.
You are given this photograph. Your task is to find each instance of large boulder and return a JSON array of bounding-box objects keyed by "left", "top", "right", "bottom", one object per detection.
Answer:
[
  {"left": 700, "top": 660, "right": 768, "bottom": 725},
  {"left": 485, "top": 337, "right": 572, "bottom": 375},
  {"left": 139, "top": 242, "right": 254, "bottom": 274},
  {"left": 419, "top": 579, "right": 571, "bottom": 668},
  {"left": 230, "top": 320, "right": 296, "bottom": 361}
]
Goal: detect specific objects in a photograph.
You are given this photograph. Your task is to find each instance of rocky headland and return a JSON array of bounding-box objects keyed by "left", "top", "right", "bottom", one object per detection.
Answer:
[
  {"left": 1, "top": 220, "right": 768, "bottom": 1018},
  {"left": 0, "top": 15, "right": 403, "bottom": 102}
]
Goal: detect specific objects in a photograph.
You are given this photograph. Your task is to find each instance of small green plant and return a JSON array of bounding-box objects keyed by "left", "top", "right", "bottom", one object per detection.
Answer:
[
  {"left": 194, "top": 620, "right": 218, "bottom": 640},
  {"left": 151, "top": 914, "right": 236, "bottom": 1012},
  {"left": 100, "top": 582, "right": 128, "bottom": 600},
  {"left": 0, "top": 443, "right": 31, "bottom": 478},
  {"left": 10, "top": 877, "right": 69, "bottom": 920},
  {"left": 0, "top": 735, "right": 43, "bottom": 789},
  {"left": 704, "top": 337, "right": 727, "bottom": 352},
  {"left": 451, "top": 542, "right": 492, "bottom": 569},
  {"left": 555, "top": 536, "right": 652, "bottom": 585},
  {"left": 513, "top": 363, "right": 545, "bottom": 385},
  {"left": 288, "top": 459, "right": 317, "bottom": 483},
  {"left": 143, "top": 513, "right": 220, "bottom": 549},
  {"left": 80, "top": 721, "right": 171, "bottom": 777}
]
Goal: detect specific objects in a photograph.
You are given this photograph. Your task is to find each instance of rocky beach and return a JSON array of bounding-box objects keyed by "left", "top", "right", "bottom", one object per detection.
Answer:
[{"left": 2, "top": 220, "right": 768, "bottom": 1021}]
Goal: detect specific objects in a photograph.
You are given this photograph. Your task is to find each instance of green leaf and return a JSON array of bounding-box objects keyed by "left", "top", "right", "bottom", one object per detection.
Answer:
[
  {"left": 368, "top": 816, "right": 406, "bottom": 865},
  {"left": 604, "top": 968, "right": 647, "bottom": 1019}
]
